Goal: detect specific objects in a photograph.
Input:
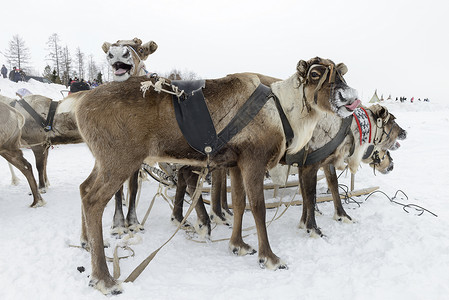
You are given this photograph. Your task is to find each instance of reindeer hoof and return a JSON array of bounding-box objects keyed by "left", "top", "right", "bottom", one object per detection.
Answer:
[
  {"left": 210, "top": 211, "right": 232, "bottom": 227},
  {"left": 30, "top": 199, "right": 46, "bottom": 208},
  {"left": 307, "top": 227, "right": 324, "bottom": 238},
  {"left": 89, "top": 277, "right": 122, "bottom": 295},
  {"left": 333, "top": 213, "right": 354, "bottom": 224},
  {"left": 128, "top": 224, "right": 145, "bottom": 233},
  {"left": 110, "top": 226, "right": 128, "bottom": 238},
  {"left": 193, "top": 221, "right": 211, "bottom": 240},
  {"left": 229, "top": 242, "right": 256, "bottom": 256},
  {"left": 258, "top": 257, "right": 288, "bottom": 270}
]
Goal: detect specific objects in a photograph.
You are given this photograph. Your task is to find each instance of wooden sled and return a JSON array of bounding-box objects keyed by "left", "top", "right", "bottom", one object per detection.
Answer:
[{"left": 202, "top": 185, "right": 379, "bottom": 210}]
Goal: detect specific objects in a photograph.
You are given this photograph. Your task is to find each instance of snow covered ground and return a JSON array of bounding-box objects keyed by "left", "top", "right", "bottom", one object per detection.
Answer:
[{"left": 1, "top": 77, "right": 448, "bottom": 300}]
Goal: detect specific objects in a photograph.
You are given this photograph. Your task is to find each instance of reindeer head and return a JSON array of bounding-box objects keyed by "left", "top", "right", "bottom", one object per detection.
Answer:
[
  {"left": 102, "top": 38, "right": 158, "bottom": 82},
  {"left": 297, "top": 57, "right": 360, "bottom": 118},
  {"left": 368, "top": 104, "right": 407, "bottom": 151},
  {"left": 366, "top": 149, "right": 394, "bottom": 174}
]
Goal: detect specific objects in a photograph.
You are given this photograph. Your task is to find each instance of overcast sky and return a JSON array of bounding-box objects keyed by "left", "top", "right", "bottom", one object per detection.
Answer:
[{"left": 1, "top": 0, "right": 448, "bottom": 102}]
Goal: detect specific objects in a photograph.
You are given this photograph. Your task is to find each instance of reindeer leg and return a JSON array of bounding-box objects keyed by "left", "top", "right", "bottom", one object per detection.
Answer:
[
  {"left": 82, "top": 174, "right": 126, "bottom": 295},
  {"left": 241, "top": 161, "right": 287, "bottom": 270},
  {"left": 8, "top": 162, "right": 20, "bottom": 185},
  {"left": 126, "top": 169, "right": 144, "bottom": 233},
  {"left": 110, "top": 186, "right": 128, "bottom": 237},
  {"left": 80, "top": 163, "right": 99, "bottom": 248},
  {"left": 185, "top": 168, "right": 211, "bottom": 239},
  {"left": 210, "top": 169, "right": 231, "bottom": 226},
  {"left": 2, "top": 150, "right": 45, "bottom": 207},
  {"left": 298, "top": 165, "right": 323, "bottom": 237},
  {"left": 31, "top": 145, "right": 50, "bottom": 193},
  {"left": 220, "top": 168, "right": 233, "bottom": 216},
  {"left": 171, "top": 166, "right": 190, "bottom": 227},
  {"left": 228, "top": 166, "right": 255, "bottom": 256},
  {"left": 324, "top": 164, "right": 353, "bottom": 223}
]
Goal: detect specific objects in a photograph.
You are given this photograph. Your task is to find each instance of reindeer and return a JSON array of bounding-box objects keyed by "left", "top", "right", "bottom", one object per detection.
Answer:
[
  {"left": 103, "top": 38, "right": 231, "bottom": 237},
  {"left": 74, "top": 57, "right": 360, "bottom": 294},
  {"left": 294, "top": 105, "right": 407, "bottom": 236},
  {"left": 0, "top": 94, "right": 82, "bottom": 194},
  {"left": 102, "top": 38, "right": 159, "bottom": 235},
  {"left": 254, "top": 73, "right": 407, "bottom": 236},
  {"left": 0, "top": 102, "right": 45, "bottom": 207}
]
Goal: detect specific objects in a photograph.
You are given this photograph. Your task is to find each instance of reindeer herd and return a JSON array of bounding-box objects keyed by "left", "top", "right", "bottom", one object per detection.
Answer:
[{"left": 0, "top": 38, "right": 407, "bottom": 295}]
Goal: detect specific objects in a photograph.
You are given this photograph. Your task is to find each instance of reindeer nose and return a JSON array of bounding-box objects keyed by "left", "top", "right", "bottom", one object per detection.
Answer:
[
  {"left": 387, "top": 163, "right": 394, "bottom": 172},
  {"left": 399, "top": 130, "right": 407, "bottom": 140}
]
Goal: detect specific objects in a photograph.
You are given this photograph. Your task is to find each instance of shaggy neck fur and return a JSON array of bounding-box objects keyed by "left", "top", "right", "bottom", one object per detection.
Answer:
[
  {"left": 346, "top": 107, "right": 374, "bottom": 173},
  {"left": 57, "top": 94, "right": 78, "bottom": 114},
  {"left": 270, "top": 74, "right": 323, "bottom": 154}
]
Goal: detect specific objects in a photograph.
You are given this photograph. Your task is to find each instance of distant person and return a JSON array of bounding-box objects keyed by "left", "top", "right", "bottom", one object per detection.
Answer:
[
  {"left": 14, "top": 68, "right": 23, "bottom": 82},
  {"left": 69, "top": 78, "right": 90, "bottom": 94},
  {"left": 9, "top": 66, "right": 16, "bottom": 81},
  {"left": 1, "top": 64, "right": 7, "bottom": 78}
]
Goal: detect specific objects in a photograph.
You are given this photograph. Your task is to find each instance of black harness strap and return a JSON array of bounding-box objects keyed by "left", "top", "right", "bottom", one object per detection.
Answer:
[
  {"left": 172, "top": 82, "right": 285, "bottom": 155},
  {"left": 45, "top": 101, "right": 59, "bottom": 132},
  {"left": 362, "top": 144, "right": 375, "bottom": 160},
  {"left": 213, "top": 84, "right": 274, "bottom": 153},
  {"left": 270, "top": 92, "right": 294, "bottom": 143},
  {"left": 285, "top": 115, "right": 353, "bottom": 166},
  {"left": 16, "top": 99, "right": 59, "bottom": 132}
]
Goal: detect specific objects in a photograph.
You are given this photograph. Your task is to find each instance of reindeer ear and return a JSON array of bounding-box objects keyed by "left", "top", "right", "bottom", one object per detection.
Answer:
[
  {"left": 133, "top": 38, "right": 142, "bottom": 45},
  {"left": 336, "top": 63, "right": 348, "bottom": 75},
  {"left": 142, "top": 41, "right": 158, "bottom": 56},
  {"left": 379, "top": 106, "right": 389, "bottom": 118},
  {"left": 102, "top": 42, "right": 111, "bottom": 53},
  {"left": 296, "top": 60, "right": 308, "bottom": 79}
]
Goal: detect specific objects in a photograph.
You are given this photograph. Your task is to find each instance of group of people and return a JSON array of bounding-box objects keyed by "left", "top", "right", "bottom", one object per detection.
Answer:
[
  {"left": 1, "top": 65, "right": 25, "bottom": 82},
  {"left": 396, "top": 96, "right": 430, "bottom": 103}
]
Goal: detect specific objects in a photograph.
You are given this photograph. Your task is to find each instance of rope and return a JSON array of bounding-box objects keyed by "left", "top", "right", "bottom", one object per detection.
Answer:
[
  {"left": 334, "top": 182, "right": 437, "bottom": 217},
  {"left": 140, "top": 77, "right": 185, "bottom": 98},
  {"left": 364, "top": 189, "right": 438, "bottom": 217},
  {"left": 124, "top": 167, "right": 209, "bottom": 283}
]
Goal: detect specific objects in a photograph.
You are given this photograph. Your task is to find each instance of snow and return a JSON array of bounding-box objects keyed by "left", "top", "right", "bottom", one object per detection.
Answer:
[{"left": 1, "top": 77, "right": 449, "bottom": 300}]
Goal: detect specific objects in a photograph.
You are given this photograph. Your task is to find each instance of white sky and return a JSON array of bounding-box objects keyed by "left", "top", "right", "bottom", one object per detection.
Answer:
[{"left": 1, "top": 0, "right": 448, "bottom": 101}]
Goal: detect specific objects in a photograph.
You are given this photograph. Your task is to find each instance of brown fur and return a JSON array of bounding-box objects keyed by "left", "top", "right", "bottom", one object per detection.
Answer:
[
  {"left": 0, "top": 94, "right": 82, "bottom": 193},
  {"left": 0, "top": 102, "right": 45, "bottom": 207},
  {"left": 252, "top": 73, "right": 406, "bottom": 236},
  {"left": 75, "top": 58, "right": 358, "bottom": 294},
  {"left": 298, "top": 106, "right": 406, "bottom": 236}
]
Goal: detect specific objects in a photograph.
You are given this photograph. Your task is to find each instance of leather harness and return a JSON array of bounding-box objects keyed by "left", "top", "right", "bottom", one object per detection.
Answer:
[
  {"left": 284, "top": 115, "right": 353, "bottom": 166},
  {"left": 10, "top": 98, "right": 59, "bottom": 132},
  {"left": 171, "top": 81, "right": 293, "bottom": 156}
]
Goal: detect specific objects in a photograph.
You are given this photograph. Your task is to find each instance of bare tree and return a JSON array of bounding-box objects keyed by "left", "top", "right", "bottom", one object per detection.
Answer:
[
  {"left": 46, "top": 33, "right": 63, "bottom": 77},
  {"left": 4, "top": 34, "right": 32, "bottom": 72},
  {"left": 74, "top": 47, "right": 85, "bottom": 80},
  {"left": 61, "top": 45, "right": 72, "bottom": 86},
  {"left": 87, "top": 54, "right": 98, "bottom": 81}
]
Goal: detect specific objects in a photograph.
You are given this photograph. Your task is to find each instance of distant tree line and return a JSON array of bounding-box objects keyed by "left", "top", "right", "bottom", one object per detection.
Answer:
[
  {"left": 2, "top": 33, "right": 105, "bottom": 87},
  {"left": 3, "top": 34, "right": 201, "bottom": 86}
]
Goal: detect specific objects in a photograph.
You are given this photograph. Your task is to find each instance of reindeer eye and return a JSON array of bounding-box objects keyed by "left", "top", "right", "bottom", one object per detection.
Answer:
[
  {"left": 139, "top": 48, "right": 144, "bottom": 53},
  {"left": 108, "top": 53, "right": 113, "bottom": 59},
  {"left": 310, "top": 70, "right": 321, "bottom": 80}
]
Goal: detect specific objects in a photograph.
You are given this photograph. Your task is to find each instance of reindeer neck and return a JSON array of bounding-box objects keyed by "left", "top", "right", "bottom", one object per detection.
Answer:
[
  {"left": 135, "top": 61, "right": 148, "bottom": 76},
  {"left": 346, "top": 105, "right": 372, "bottom": 173},
  {"left": 271, "top": 74, "right": 323, "bottom": 154}
]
